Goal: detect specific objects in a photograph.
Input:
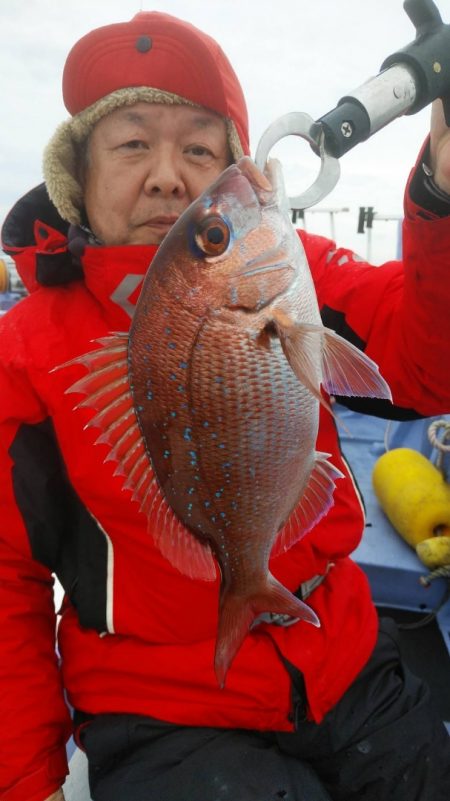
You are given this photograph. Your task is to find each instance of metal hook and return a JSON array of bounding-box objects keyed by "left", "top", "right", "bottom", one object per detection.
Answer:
[{"left": 254, "top": 112, "right": 341, "bottom": 210}]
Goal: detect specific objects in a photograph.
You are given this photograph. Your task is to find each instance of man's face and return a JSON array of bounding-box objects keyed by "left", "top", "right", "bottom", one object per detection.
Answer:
[{"left": 83, "top": 102, "right": 232, "bottom": 246}]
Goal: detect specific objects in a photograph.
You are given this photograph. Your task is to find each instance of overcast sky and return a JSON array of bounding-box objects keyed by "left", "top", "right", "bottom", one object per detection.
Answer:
[{"left": 2, "top": 0, "right": 450, "bottom": 263}]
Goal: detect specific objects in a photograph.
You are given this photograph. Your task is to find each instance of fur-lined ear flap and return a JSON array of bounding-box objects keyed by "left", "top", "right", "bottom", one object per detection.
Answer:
[
  {"left": 42, "top": 86, "right": 245, "bottom": 227},
  {"left": 43, "top": 120, "right": 84, "bottom": 226}
]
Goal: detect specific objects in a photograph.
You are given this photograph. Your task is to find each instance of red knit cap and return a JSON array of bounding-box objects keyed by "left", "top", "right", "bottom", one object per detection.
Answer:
[{"left": 62, "top": 11, "right": 250, "bottom": 155}]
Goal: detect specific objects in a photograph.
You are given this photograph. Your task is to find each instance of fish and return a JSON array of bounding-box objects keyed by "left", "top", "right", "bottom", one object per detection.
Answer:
[{"left": 62, "top": 156, "right": 391, "bottom": 686}]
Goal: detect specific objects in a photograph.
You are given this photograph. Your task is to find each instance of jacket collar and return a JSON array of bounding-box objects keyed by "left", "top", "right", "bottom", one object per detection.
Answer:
[
  {"left": 1, "top": 183, "right": 159, "bottom": 327},
  {"left": 80, "top": 240, "right": 158, "bottom": 327}
]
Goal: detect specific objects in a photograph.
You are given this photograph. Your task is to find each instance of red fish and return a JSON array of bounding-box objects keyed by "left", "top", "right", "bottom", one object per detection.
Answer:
[{"left": 64, "top": 157, "right": 391, "bottom": 685}]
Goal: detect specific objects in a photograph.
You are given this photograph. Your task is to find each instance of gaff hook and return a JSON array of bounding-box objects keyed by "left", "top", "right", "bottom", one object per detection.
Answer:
[{"left": 254, "top": 112, "right": 341, "bottom": 211}]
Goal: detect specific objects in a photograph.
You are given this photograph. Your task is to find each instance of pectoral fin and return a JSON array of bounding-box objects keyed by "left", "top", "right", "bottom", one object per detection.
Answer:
[
  {"left": 272, "top": 312, "right": 391, "bottom": 406},
  {"left": 320, "top": 325, "right": 392, "bottom": 400}
]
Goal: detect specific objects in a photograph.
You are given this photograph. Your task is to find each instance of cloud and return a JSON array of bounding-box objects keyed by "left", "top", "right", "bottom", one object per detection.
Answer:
[{"left": 1, "top": 0, "right": 446, "bottom": 262}]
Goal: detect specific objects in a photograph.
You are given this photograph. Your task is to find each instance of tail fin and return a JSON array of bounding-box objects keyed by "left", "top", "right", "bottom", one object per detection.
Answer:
[{"left": 215, "top": 575, "right": 319, "bottom": 687}]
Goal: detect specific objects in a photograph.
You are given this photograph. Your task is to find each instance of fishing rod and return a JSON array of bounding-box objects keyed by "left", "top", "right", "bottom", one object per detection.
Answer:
[{"left": 255, "top": 0, "right": 450, "bottom": 209}]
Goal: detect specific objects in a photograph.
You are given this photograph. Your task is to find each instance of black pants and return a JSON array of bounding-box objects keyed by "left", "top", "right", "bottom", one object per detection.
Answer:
[{"left": 80, "top": 619, "right": 450, "bottom": 801}]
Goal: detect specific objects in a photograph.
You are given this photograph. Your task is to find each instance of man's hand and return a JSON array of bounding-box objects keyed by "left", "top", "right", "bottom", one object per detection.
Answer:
[
  {"left": 44, "top": 790, "right": 65, "bottom": 801},
  {"left": 429, "top": 99, "right": 450, "bottom": 195}
]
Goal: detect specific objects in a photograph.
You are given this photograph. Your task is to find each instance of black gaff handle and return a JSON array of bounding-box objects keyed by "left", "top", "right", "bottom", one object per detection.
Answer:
[
  {"left": 383, "top": 0, "right": 450, "bottom": 116},
  {"left": 316, "top": 0, "right": 450, "bottom": 158}
]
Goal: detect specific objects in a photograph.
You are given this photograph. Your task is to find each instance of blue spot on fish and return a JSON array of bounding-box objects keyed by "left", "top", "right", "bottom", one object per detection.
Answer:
[
  {"left": 168, "top": 342, "right": 176, "bottom": 350},
  {"left": 214, "top": 375, "right": 224, "bottom": 383},
  {"left": 204, "top": 500, "right": 211, "bottom": 508},
  {"left": 179, "top": 361, "right": 188, "bottom": 369},
  {"left": 163, "top": 450, "right": 171, "bottom": 458},
  {"left": 170, "top": 373, "right": 177, "bottom": 381},
  {"left": 187, "top": 487, "right": 195, "bottom": 495},
  {"left": 146, "top": 391, "right": 153, "bottom": 400},
  {"left": 170, "top": 411, "right": 177, "bottom": 418},
  {"left": 183, "top": 427, "right": 192, "bottom": 441},
  {"left": 165, "top": 326, "right": 171, "bottom": 334}
]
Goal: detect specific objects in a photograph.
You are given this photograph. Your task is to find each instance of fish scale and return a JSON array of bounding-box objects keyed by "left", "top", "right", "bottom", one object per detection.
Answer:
[{"left": 185, "top": 318, "right": 316, "bottom": 538}]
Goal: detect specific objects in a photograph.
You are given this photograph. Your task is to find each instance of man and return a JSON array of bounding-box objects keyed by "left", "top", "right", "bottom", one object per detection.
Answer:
[{"left": 1, "top": 11, "right": 449, "bottom": 801}]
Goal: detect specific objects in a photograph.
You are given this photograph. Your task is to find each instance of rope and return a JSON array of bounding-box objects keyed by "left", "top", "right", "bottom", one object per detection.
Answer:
[
  {"left": 419, "top": 565, "right": 450, "bottom": 586},
  {"left": 428, "top": 419, "right": 450, "bottom": 475},
  {"left": 398, "top": 577, "right": 450, "bottom": 630}
]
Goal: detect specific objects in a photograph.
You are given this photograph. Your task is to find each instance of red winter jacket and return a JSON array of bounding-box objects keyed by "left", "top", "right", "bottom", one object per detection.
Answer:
[{"left": 1, "top": 155, "right": 450, "bottom": 801}]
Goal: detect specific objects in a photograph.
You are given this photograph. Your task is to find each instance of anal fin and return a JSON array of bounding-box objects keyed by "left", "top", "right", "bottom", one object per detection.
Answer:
[{"left": 271, "top": 452, "right": 343, "bottom": 558}]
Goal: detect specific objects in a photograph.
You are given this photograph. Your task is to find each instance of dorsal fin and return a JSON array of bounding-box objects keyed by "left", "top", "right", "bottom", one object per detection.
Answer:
[
  {"left": 148, "top": 492, "right": 217, "bottom": 581},
  {"left": 58, "top": 333, "right": 217, "bottom": 582}
]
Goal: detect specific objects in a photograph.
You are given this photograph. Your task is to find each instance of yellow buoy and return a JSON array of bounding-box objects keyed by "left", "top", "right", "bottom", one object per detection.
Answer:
[
  {"left": 416, "top": 535, "right": 450, "bottom": 569},
  {"left": 372, "top": 447, "right": 450, "bottom": 548},
  {"left": 0, "top": 258, "right": 9, "bottom": 293}
]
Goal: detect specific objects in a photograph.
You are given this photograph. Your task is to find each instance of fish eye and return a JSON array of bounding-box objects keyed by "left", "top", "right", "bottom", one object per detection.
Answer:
[{"left": 194, "top": 216, "right": 231, "bottom": 257}]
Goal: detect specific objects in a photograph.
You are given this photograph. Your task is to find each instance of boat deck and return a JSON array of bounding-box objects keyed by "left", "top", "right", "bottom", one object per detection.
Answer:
[{"left": 338, "top": 405, "right": 450, "bottom": 726}]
